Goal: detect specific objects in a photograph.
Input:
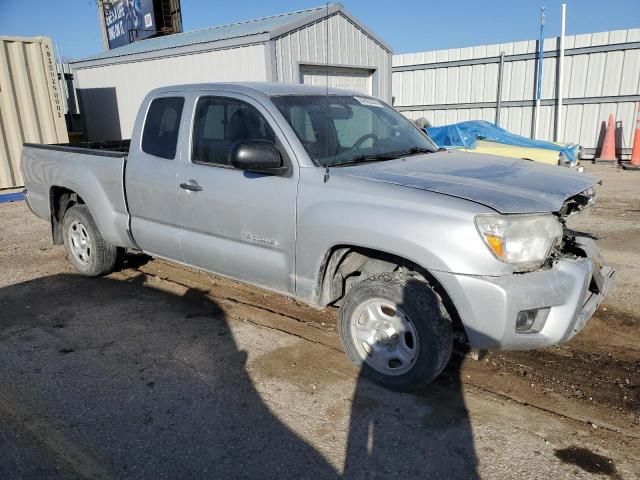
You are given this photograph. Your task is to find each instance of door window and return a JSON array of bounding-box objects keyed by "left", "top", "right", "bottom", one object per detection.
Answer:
[
  {"left": 141, "top": 97, "right": 184, "bottom": 159},
  {"left": 192, "top": 97, "right": 276, "bottom": 166}
]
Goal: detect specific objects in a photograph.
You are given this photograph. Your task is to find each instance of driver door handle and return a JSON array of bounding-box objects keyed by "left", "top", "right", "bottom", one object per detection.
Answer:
[{"left": 180, "top": 181, "right": 203, "bottom": 192}]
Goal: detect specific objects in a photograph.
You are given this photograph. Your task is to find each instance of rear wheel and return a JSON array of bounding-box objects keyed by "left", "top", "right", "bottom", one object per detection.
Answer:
[
  {"left": 338, "top": 272, "right": 453, "bottom": 391},
  {"left": 62, "top": 205, "right": 118, "bottom": 276}
]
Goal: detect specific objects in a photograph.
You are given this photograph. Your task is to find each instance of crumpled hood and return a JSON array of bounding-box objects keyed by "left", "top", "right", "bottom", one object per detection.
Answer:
[{"left": 334, "top": 151, "right": 597, "bottom": 214}]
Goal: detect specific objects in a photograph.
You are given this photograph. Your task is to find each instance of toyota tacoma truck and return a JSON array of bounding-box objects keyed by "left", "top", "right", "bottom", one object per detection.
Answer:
[{"left": 21, "top": 82, "right": 614, "bottom": 391}]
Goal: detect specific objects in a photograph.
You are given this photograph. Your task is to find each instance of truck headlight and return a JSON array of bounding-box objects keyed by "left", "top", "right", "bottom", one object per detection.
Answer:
[{"left": 475, "top": 214, "right": 563, "bottom": 271}]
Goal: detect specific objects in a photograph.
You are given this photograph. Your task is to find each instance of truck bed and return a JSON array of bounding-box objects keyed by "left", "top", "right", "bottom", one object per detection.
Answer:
[{"left": 20, "top": 141, "right": 135, "bottom": 250}]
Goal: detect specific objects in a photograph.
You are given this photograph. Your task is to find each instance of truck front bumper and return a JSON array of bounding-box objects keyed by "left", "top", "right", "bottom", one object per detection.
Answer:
[{"left": 433, "top": 236, "right": 614, "bottom": 350}]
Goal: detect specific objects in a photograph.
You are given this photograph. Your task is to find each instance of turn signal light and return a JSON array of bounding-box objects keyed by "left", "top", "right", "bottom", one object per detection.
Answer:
[{"left": 485, "top": 234, "right": 503, "bottom": 258}]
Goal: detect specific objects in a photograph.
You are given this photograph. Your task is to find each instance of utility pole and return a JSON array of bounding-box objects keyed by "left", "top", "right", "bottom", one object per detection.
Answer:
[
  {"left": 533, "top": 6, "right": 546, "bottom": 139},
  {"left": 555, "top": 3, "right": 567, "bottom": 142}
]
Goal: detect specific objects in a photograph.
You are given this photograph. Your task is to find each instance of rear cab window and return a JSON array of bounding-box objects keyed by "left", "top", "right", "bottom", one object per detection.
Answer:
[{"left": 142, "top": 97, "right": 185, "bottom": 159}]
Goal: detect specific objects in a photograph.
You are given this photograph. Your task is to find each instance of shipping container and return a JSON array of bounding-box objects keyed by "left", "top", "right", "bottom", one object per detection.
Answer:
[{"left": 0, "top": 35, "right": 68, "bottom": 189}]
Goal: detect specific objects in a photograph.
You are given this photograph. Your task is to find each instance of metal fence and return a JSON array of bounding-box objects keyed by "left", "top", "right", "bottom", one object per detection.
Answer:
[
  {"left": 0, "top": 36, "right": 68, "bottom": 189},
  {"left": 392, "top": 28, "right": 640, "bottom": 158}
]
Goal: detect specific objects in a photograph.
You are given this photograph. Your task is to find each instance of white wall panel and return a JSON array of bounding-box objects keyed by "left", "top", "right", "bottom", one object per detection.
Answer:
[
  {"left": 568, "top": 54, "right": 589, "bottom": 97},
  {"left": 414, "top": 69, "right": 425, "bottom": 106},
  {"left": 470, "top": 64, "right": 485, "bottom": 103},
  {"left": 616, "top": 102, "right": 637, "bottom": 147},
  {"left": 523, "top": 59, "right": 536, "bottom": 101},
  {"left": 541, "top": 57, "right": 557, "bottom": 99},
  {"left": 619, "top": 50, "right": 640, "bottom": 95},
  {"left": 435, "top": 68, "right": 448, "bottom": 101},
  {"left": 422, "top": 70, "right": 436, "bottom": 105},
  {"left": 585, "top": 52, "right": 606, "bottom": 97},
  {"left": 602, "top": 50, "right": 625, "bottom": 96},
  {"left": 75, "top": 45, "right": 267, "bottom": 140},
  {"left": 483, "top": 63, "right": 499, "bottom": 101},
  {"left": 506, "top": 107, "right": 522, "bottom": 136},
  {"left": 564, "top": 104, "right": 583, "bottom": 143}
]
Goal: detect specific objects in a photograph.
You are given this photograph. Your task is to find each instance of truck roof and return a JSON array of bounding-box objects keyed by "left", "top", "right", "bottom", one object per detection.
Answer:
[{"left": 148, "top": 82, "right": 367, "bottom": 98}]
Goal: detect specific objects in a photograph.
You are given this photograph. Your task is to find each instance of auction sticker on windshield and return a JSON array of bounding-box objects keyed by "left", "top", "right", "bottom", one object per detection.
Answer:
[{"left": 354, "top": 97, "right": 383, "bottom": 107}]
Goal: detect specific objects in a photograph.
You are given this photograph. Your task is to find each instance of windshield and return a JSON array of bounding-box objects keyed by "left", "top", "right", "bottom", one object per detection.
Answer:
[{"left": 271, "top": 95, "right": 438, "bottom": 167}]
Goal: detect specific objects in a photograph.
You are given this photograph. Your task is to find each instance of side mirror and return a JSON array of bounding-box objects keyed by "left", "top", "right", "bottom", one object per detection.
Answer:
[{"left": 229, "top": 140, "right": 285, "bottom": 174}]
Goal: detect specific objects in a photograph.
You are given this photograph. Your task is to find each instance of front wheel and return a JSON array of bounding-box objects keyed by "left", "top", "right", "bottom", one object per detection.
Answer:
[
  {"left": 338, "top": 272, "right": 453, "bottom": 391},
  {"left": 62, "top": 205, "right": 118, "bottom": 277}
]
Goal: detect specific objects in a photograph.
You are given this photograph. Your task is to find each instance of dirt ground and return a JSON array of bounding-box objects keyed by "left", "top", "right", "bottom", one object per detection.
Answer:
[{"left": 0, "top": 162, "right": 638, "bottom": 479}]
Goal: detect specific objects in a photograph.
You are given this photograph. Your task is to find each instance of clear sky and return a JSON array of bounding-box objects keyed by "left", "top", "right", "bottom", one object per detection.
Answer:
[{"left": 1, "top": 0, "right": 638, "bottom": 60}]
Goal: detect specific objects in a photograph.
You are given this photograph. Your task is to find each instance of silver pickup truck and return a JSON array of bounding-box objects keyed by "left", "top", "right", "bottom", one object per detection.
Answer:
[{"left": 21, "top": 82, "right": 613, "bottom": 391}]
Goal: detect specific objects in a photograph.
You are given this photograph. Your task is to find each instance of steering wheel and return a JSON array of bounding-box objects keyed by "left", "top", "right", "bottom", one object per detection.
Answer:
[{"left": 350, "top": 133, "right": 379, "bottom": 151}]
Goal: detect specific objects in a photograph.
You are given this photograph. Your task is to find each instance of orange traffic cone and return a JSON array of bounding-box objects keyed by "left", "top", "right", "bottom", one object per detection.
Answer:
[
  {"left": 596, "top": 113, "right": 616, "bottom": 162},
  {"left": 621, "top": 103, "right": 640, "bottom": 170}
]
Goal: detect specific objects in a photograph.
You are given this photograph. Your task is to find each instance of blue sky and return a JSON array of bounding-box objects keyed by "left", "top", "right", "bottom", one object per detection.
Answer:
[{"left": 1, "top": 0, "right": 638, "bottom": 60}]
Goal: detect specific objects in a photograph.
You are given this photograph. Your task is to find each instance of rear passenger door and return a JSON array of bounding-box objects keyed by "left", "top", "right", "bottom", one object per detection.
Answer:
[
  {"left": 177, "top": 93, "right": 298, "bottom": 295},
  {"left": 126, "top": 95, "right": 185, "bottom": 261}
]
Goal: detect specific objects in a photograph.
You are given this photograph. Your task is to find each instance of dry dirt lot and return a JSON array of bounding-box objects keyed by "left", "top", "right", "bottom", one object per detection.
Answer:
[{"left": 0, "top": 163, "right": 638, "bottom": 479}]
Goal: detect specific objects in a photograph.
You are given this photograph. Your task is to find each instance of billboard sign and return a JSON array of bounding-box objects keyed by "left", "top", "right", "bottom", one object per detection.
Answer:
[{"left": 103, "top": 0, "right": 157, "bottom": 49}]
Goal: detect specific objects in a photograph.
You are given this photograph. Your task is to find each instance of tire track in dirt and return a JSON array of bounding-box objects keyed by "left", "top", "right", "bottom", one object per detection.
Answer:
[{"left": 125, "top": 256, "right": 640, "bottom": 438}]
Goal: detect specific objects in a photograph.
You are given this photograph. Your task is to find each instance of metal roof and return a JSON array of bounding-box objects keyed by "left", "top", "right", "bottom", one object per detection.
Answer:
[{"left": 72, "top": 3, "right": 390, "bottom": 67}]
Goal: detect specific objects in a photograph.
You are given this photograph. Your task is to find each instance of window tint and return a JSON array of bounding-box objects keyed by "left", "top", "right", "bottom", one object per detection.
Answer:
[
  {"left": 334, "top": 105, "right": 378, "bottom": 148},
  {"left": 288, "top": 106, "right": 316, "bottom": 142},
  {"left": 142, "top": 97, "right": 184, "bottom": 159},
  {"left": 192, "top": 97, "right": 275, "bottom": 166},
  {"left": 272, "top": 95, "right": 436, "bottom": 167}
]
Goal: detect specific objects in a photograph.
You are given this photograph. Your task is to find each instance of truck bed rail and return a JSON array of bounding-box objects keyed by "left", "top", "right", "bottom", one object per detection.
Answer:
[{"left": 23, "top": 140, "right": 130, "bottom": 158}]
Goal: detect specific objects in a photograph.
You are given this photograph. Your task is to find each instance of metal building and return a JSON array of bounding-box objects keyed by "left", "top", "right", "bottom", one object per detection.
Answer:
[
  {"left": 393, "top": 28, "right": 640, "bottom": 158},
  {"left": 0, "top": 36, "right": 69, "bottom": 189},
  {"left": 72, "top": 4, "right": 392, "bottom": 141}
]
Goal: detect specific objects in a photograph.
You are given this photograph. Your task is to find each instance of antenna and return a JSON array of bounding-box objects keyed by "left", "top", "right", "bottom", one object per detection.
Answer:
[
  {"left": 324, "top": 2, "right": 333, "bottom": 176},
  {"left": 325, "top": 2, "right": 329, "bottom": 98}
]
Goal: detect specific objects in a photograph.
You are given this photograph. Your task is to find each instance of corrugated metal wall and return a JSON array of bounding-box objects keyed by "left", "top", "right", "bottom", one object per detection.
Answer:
[
  {"left": 393, "top": 29, "right": 640, "bottom": 155},
  {"left": 0, "top": 36, "right": 68, "bottom": 189},
  {"left": 73, "top": 44, "right": 267, "bottom": 141},
  {"left": 299, "top": 65, "right": 373, "bottom": 94},
  {"left": 274, "top": 13, "right": 393, "bottom": 103}
]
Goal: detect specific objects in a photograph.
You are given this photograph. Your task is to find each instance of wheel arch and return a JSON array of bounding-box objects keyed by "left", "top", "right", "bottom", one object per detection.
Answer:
[
  {"left": 314, "top": 244, "right": 465, "bottom": 338},
  {"left": 47, "top": 179, "right": 134, "bottom": 250},
  {"left": 49, "top": 186, "right": 86, "bottom": 245}
]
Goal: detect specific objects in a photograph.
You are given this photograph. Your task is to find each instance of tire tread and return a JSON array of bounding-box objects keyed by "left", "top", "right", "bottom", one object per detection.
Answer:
[
  {"left": 62, "top": 205, "right": 118, "bottom": 277},
  {"left": 338, "top": 271, "right": 453, "bottom": 391}
]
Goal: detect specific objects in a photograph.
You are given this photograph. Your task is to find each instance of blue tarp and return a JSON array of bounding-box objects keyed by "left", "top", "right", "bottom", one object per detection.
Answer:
[
  {"left": 0, "top": 191, "right": 25, "bottom": 204},
  {"left": 426, "top": 120, "right": 578, "bottom": 163}
]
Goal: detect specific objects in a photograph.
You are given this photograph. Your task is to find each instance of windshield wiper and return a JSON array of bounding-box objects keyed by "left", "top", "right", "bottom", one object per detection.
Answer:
[
  {"left": 326, "top": 153, "right": 397, "bottom": 167},
  {"left": 387, "top": 147, "right": 434, "bottom": 158},
  {"left": 326, "top": 147, "right": 435, "bottom": 168}
]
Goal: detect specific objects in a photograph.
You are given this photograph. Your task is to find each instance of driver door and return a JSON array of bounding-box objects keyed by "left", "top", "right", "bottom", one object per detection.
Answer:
[{"left": 177, "top": 93, "right": 298, "bottom": 295}]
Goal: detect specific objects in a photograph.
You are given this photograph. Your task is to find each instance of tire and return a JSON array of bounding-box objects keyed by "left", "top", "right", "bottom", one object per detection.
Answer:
[
  {"left": 338, "top": 272, "right": 453, "bottom": 391},
  {"left": 62, "top": 205, "right": 118, "bottom": 277}
]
